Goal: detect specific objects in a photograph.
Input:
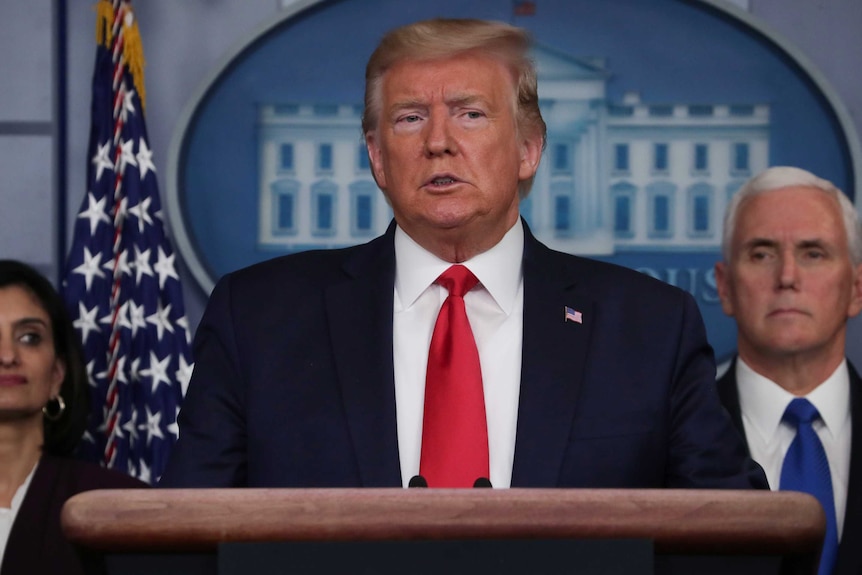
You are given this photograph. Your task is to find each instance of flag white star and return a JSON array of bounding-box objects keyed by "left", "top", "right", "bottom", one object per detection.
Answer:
[
  {"left": 167, "top": 406, "right": 180, "bottom": 439},
  {"left": 115, "top": 356, "right": 130, "bottom": 385},
  {"left": 73, "top": 302, "right": 101, "bottom": 345},
  {"left": 130, "top": 357, "right": 142, "bottom": 382},
  {"left": 133, "top": 245, "right": 153, "bottom": 284},
  {"left": 139, "top": 405, "right": 165, "bottom": 447},
  {"left": 176, "top": 316, "right": 192, "bottom": 345},
  {"left": 115, "top": 195, "right": 128, "bottom": 221},
  {"left": 81, "top": 430, "right": 95, "bottom": 445},
  {"left": 136, "top": 138, "right": 156, "bottom": 179},
  {"left": 97, "top": 406, "right": 111, "bottom": 433},
  {"left": 120, "top": 84, "right": 136, "bottom": 123},
  {"left": 77, "top": 192, "right": 111, "bottom": 236},
  {"left": 140, "top": 351, "right": 172, "bottom": 393},
  {"left": 128, "top": 300, "right": 148, "bottom": 337},
  {"left": 98, "top": 405, "right": 125, "bottom": 439},
  {"left": 91, "top": 140, "right": 114, "bottom": 182},
  {"left": 153, "top": 247, "right": 179, "bottom": 289},
  {"left": 72, "top": 247, "right": 106, "bottom": 291},
  {"left": 99, "top": 300, "right": 132, "bottom": 333},
  {"left": 146, "top": 301, "right": 174, "bottom": 341},
  {"left": 126, "top": 459, "right": 138, "bottom": 479},
  {"left": 118, "top": 138, "right": 138, "bottom": 174},
  {"left": 85, "top": 359, "right": 98, "bottom": 388},
  {"left": 101, "top": 249, "right": 132, "bottom": 279},
  {"left": 127, "top": 196, "right": 154, "bottom": 234},
  {"left": 122, "top": 406, "right": 140, "bottom": 445},
  {"left": 137, "top": 459, "right": 152, "bottom": 485},
  {"left": 96, "top": 355, "right": 129, "bottom": 385},
  {"left": 175, "top": 355, "right": 194, "bottom": 397}
]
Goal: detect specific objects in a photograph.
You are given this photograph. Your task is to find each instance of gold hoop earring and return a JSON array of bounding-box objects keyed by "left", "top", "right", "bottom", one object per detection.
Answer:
[{"left": 42, "top": 396, "right": 66, "bottom": 421}]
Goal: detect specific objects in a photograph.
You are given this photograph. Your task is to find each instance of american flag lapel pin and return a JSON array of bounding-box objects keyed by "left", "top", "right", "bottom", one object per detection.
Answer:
[{"left": 564, "top": 306, "right": 583, "bottom": 324}]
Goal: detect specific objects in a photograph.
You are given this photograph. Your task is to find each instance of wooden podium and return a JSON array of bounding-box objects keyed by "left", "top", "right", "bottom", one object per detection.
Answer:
[{"left": 62, "top": 488, "right": 825, "bottom": 574}]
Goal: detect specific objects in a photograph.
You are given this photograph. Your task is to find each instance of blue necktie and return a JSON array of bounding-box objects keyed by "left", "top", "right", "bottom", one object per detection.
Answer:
[{"left": 779, "top": 398, "right": 838, "bottom": 575}]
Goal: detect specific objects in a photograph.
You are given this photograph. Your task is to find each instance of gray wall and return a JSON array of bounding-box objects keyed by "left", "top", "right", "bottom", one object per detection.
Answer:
[
  {"left": 0, "top": 1, "right": 56, "bottom": 278},
  {"left": 1, "top": 0, "right": 860, "bottom": 364}
]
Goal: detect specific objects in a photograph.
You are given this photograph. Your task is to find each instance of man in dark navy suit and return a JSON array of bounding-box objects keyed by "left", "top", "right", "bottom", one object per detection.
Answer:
[
  {"left": 715, "top": 166, "right": 862, "bottom": 575},
  {"left": 160, "top": 18, "right": 764, "bottom": 491}
]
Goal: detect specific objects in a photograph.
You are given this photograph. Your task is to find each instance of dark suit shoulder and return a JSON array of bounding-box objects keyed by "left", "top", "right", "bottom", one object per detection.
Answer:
[
  {"left": 38, "top": 455, "right": 149, "bottom": 493},
  {"left": 219, "top": 230, "right": 394, "bottom": 296},
  {"left": 527, "top": 238, "right": 694, "bottom": 306},
  {"left": 525, "top": 239, "right": 685, "bottom": 293}
]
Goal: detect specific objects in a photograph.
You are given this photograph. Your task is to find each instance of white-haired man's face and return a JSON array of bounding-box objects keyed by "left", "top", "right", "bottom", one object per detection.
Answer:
[{"left": 715, "top": 186, "right": 862, "bottom": 366}]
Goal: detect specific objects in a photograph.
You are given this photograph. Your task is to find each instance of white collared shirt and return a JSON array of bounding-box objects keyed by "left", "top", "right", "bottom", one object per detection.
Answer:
[
  {"left": 393, "top": 220, "right": 524, "bottom": 488},
  {"left": 736, "top": 357, "right": 852, "bottom": 539}
]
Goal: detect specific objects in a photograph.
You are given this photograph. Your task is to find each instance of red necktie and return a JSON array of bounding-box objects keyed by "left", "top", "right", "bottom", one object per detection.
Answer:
[{"left": 420, "top": 265, "right": 489, "bottom": 487}]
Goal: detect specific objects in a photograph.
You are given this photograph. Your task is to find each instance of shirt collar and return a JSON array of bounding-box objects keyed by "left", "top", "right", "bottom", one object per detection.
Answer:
[
  {"left": 736, "top": 357, "right": 851, "bottom": 443},
  {"left": 394, "top": 219, "right": 524, "bottom": 314}
]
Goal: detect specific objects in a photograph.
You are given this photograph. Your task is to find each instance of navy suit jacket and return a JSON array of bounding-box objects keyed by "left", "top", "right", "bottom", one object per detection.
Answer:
[
  {"left": 717, "top": 359, "right": 862, "bottom": 575},
  {"left": 161, "top": 222, "right": 765, "bottom": 490}
]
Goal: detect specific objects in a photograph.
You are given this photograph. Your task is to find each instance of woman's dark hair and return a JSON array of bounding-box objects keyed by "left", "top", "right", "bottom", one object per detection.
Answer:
[{"left": 0, "top": 260, "right": 89, "bottom": 455}]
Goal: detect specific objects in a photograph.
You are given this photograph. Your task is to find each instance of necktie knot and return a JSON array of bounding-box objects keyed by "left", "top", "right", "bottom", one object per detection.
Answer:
[
  {"left": 436, "top": 265, "right": 479, "bottom": 298},
  {"left": 782, "top": 397, "right": 820, "bottom": 427}
]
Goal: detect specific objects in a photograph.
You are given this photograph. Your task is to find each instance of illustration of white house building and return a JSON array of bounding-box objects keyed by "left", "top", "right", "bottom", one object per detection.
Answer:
[{"left": 256, "top": 44, "right": 769, "bottom": 255}]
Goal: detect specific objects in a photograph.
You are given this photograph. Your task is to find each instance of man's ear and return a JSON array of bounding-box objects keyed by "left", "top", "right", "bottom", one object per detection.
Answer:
[
  {"left": 365, "top": 132, "right": 387, "bottom": 190},
  {"left": 518, "top": 133, "right": 543, "bottom": 182},
  {"left": 848, "top": 262, "right": 862, "bottom": 318},
  {"left": 714, "top": 261, "right": 735, "bottom": 317}
]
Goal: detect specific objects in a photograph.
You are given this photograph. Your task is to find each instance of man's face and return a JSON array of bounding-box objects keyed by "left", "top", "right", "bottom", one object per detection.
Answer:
[
  {"left": 715, "top": 186, "right": 862, "bottom": 363},
  {"left": 365, "top": 52, "right": 542, "bottom": 259}
]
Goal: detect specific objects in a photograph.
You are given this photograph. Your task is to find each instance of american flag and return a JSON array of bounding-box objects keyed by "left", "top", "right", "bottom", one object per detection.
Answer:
[
  {"left": 61, "top": 0, "right": 192, "bottom": 484},
  {"left": 564, "top": 306, "right": 583, "bottom": 324}
]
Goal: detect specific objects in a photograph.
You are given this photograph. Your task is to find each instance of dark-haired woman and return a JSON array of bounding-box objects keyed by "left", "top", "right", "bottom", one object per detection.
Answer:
[{"left": 0, "top": 260, "right": 146, "bottom": 575}]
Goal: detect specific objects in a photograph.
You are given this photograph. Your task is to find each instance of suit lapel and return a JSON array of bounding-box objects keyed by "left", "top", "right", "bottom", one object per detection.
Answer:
[
  {"left": 325, "top": 225, "right": 401, "bottom": 487},
  {"left": 511, "top": 228, "right": 594, "bottom": 487},
  {"left": 836, "top": 362, "right": 862, "bottom": 574},
  {"left": 716, "top": 358, "right": 750, "bottom": 453},
  {"left": 5, "top": 456, "right": 58, "bottom": 573}
]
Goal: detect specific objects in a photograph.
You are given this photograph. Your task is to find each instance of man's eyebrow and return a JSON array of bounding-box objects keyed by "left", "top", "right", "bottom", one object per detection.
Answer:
[
  {"left": 796, "top": 239, "right": 829, "bottom": 250},
  {"left": 741, "top": 238, "right": 832, "bottom": 251},
  {"left": 447, "top": 94, "right": 483, "bottom": 105},
  {"left": 388, "top": 100, "right": 428, "bottom": 114},
  {"left": 742, "top": 238, "right": 778, "bottom": 250}
]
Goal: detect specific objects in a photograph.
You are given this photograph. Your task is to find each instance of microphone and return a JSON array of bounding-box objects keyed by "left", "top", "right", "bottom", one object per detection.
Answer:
[
  {"left": 473, "top": 477, "right": 492, "bottom": 488},
  {"left": 408, "top": 475, "right": 428, "bottom": 488}
]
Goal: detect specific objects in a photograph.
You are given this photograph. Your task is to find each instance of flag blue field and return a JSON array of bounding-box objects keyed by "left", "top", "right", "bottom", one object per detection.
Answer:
[{"left": 62, "top": 0, "right": 192, "bottom": 484}]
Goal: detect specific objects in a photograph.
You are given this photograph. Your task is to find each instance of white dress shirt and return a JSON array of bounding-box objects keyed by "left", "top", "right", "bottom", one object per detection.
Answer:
[
  {"left": 393, "top": 219, "right": 524, "bottom": 488},
  {"left": 0, "top": 461, "right": 38, "bottom": 569},
  {"left": 736, "top": 357, "right": 852, "bottom": 539}
]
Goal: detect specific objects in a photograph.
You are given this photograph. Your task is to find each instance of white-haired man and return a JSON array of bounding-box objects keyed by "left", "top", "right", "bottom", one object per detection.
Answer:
[{"left": 715, "top": 166, "right": 862, "bottom": 575}]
